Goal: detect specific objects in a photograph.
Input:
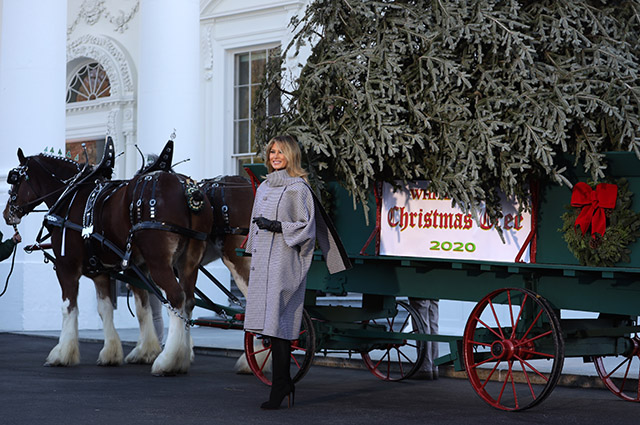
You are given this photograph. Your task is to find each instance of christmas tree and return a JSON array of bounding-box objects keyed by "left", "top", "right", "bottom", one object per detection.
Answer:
[{"left": 255, "top": 0, "right": 640, "bottom": 221}]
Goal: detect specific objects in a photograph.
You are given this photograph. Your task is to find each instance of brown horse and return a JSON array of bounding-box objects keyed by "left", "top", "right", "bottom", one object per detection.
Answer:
[
  {"left": 200, "top": 175, "right": 255, "bottom": 298},
  {"left": 3, "top": 141, "right": 212, "bottom": 375},
  {"left": 141, "top": 145, "right": 255, "bottom": 298}
]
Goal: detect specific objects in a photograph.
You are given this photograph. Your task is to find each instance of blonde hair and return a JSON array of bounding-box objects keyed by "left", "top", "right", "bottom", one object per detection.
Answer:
[{"left": 265, "top": 135, "right": 309, "bottom": 180}]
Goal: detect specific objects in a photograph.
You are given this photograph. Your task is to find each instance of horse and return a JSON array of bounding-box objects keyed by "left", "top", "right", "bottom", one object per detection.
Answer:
[
  {"left": 140, "top": 144, "right": 255, "bottom": 304},
  {"left": 3, "top": 140, "right": 213, "bottom": 376},
  {"left": 199, "top": 175, "right": 254, "bottom": 297}
]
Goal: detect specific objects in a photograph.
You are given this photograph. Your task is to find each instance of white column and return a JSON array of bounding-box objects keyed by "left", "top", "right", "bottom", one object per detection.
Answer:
[
  {"left": 0, "top": 0, "right": 67, "bottom": 170},
  {"left": 0, "top": 0, "right": 67, "bottom": 331},
  {"left": 137, "top": 0, "right": 202, "bottom": 179}
]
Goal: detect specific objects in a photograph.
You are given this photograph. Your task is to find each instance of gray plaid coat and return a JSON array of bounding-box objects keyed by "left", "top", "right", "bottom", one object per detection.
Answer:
[{"left": 244, "top": 169, "right": 350, "bottom": 340}]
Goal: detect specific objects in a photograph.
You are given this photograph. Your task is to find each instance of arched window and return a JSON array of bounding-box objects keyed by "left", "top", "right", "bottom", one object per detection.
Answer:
[{"left": 66, "top": 62, "right": 111, "bottom": 103}]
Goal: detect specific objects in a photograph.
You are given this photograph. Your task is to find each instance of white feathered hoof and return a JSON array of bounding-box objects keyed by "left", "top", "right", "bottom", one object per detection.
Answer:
[
  {"left": 150, "top": 352, "right": 190, "bottom": 376},
  {"left": 47, "top": 301, "right": 80, "bottom": 366},
  {"left": 150, "top": 312, "right": 191, "bottom": 376},
  {"left": 234, "top": 353, "right": 253, "bottom": 374},
  {"left": 125, "top": 342, "right": 162, "bottom": 364},
  {"left": 97, "top": 342, "right": 124, "bottom": 366},
  {"left": 45, "top": 342, "right": 80, "bottom": 367}
]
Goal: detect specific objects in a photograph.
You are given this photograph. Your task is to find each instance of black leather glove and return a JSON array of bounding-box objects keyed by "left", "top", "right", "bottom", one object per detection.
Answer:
[{"left": 253, "top": 216, "right": 282, "bottom": 233}]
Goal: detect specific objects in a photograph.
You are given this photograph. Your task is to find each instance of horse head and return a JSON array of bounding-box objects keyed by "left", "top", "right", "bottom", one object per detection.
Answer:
[{"left": 4, "top": 149, "right": 81, "bottom": 225}]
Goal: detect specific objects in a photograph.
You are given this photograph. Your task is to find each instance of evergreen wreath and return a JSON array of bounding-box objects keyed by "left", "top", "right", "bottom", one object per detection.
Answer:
[{"left": 560, "top": 178, "right": 640, "bottom": 267}]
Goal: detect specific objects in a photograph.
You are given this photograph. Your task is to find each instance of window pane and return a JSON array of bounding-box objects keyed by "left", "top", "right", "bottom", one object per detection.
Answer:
[
  {"left": 236, "top": 86, "right": 250, "bottom": 120},
  {"left": 67, "top": 62, "right": 111, "bottom": 103},
  {"left": 251, "top": 51, "right": 266, "bottom": 84},
  {"left": 236, "top": 53, "right": 249, "bottom": 85},
  {"left": 236, "top": 120, "right": 249, "bottom": 154}
]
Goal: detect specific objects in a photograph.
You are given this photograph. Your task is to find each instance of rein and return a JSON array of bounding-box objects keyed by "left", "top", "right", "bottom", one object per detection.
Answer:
[
  {"left": 0, "top": 246, "right": 17, "bottom": 298},
  {"left": 0, "top": 225, "right": 18, "bottom": 298}
]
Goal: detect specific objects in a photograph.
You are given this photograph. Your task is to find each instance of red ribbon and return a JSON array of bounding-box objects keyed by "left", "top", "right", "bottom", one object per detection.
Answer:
[{"left": 570, "top": 182, "right": 617, "bottom": 238}]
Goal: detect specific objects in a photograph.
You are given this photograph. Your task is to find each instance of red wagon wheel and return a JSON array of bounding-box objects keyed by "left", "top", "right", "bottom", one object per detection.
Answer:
[
  {"left": 462, "top": 288, "right": 564, "bottom": 411},
  {"left": 360, "top": 300, "right": 427, "bottom": 381},
  {"left": 593, "top": 335, "right": 640, "bottom": 402},
  {"left": 244, "top": 309, "right": 316, "bottom": 386}
]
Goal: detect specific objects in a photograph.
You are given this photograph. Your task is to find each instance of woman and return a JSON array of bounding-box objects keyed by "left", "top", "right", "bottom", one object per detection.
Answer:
[{"left": 244, "top": 135, "right": 350, "bottom": 409}]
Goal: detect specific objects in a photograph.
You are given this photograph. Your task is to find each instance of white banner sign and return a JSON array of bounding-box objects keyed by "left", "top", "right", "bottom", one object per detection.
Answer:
[{"left": 380, "top": 182, "right": 531, "bottom": 262}]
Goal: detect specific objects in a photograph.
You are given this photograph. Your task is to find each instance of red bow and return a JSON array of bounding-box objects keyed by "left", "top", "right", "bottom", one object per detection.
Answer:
[{"left": 571, "top": 182, "right": 617, "bottom": 238}]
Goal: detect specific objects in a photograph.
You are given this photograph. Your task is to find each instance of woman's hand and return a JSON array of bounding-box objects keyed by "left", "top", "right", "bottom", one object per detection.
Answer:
[
  {"left": 253, "top": 217, "right": 282, "bottom": 233},
  {"left": 12, "top": 232, "right": 21, "bottom": 244}
]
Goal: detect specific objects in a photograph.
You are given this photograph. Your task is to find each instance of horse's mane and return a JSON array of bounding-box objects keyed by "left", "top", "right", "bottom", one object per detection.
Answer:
[{"left": 34, "top": 153, "right": 82, "bottom": 178}]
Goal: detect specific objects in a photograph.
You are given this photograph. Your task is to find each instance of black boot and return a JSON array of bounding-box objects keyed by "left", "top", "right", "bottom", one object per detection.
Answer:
[{"left": 261, "top": 337, "right": 294, "bottom": 409}]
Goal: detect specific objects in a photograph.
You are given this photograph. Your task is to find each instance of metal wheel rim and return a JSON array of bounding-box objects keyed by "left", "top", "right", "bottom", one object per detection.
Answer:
[{"left": 462, "top": 287, "right": 564, "bottom": 411}]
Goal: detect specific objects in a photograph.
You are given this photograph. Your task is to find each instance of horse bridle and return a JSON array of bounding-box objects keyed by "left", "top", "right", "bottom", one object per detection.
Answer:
[{"left": 6, "top": 156, "right": 79, "bottom": 221}]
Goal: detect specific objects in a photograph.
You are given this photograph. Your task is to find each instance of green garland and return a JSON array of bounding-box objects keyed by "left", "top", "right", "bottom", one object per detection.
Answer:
[{"left": 560, "top": 178, "right": 640, "bottom": 267}]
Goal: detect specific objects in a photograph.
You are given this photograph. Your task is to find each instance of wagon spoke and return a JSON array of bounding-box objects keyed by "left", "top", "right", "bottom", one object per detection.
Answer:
[
  {"left": 290, "top": 344, "right": 307, "bottom": 353},
  {"left": 619, "top": 358, "right": 633, "bottom": 394},
  {"left": 511, "top": 293, "right": 530, "bottom": 340},
  {"left": 517, "top": 358, "right": 538, "bottom": 400},
  {"left": 259, "top": 349, "right": 272, "bottom": 372},
  {"left": 515, "top": 355, "right": 550, "bottom": 382},
  {"left": 290, "top": 353, "right": 301, "bottom": 369},
  {"left": 507, "top": 290, "right": 515, "bottom": 338},
  {"left": 471, "top": 354, "right": 500, "bottom": 369},
  {"left": 604, "top": 356, "right": 630, "bottom": 379},
  {"left": 395, "top": 348, "right": 405, "bottom": 377},
  {"left": 509, "top": 363, "right": 520, "bottom": 410},
  {"left": 385, "top": 351, "right": 392, "bottom": 378},
  {"left": 400, "top": 314, "right": 411, "bottom": 332},
  {"left": 517, "top": 347, "right": 555, "bottom": 360},
  {"left": 396, "top": 347, "right": 416, "bottom": 365},
  {"left": 475, "top": 316, "right": 505, "bottom": 341},
  {"left": 252, "top": 345, "right": 271, "bottom": 356},
  {"left": 371, "top": 349, "right": 391, "bottom": 371},
  {"left": 479, "top": 360, "right": 502, "bottom": 390},
  {"left": 517, "top": 328, "right": 551, "bottom": 348},
  {"left": 469, "top": 340, "right": 492, "bottom": 348},
  {"left": 496, "top": 362, "right": 512, "bottom": 406},
  {"left": 487, "top": 300, "right": 506, "bottom": 340},
  {"left": 519, "top": 309, "right": 544, "bottom": 342}
]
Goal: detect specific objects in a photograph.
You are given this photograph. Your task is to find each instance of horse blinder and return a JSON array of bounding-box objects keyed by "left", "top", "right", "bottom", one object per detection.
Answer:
[{"left": 7, "top": 166, "right": 27, "bottom": 186}]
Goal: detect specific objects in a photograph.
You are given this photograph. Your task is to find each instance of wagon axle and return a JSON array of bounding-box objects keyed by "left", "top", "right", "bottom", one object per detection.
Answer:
[{"left": 490, "top": 339, "right": 536, "bottom": 362}]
